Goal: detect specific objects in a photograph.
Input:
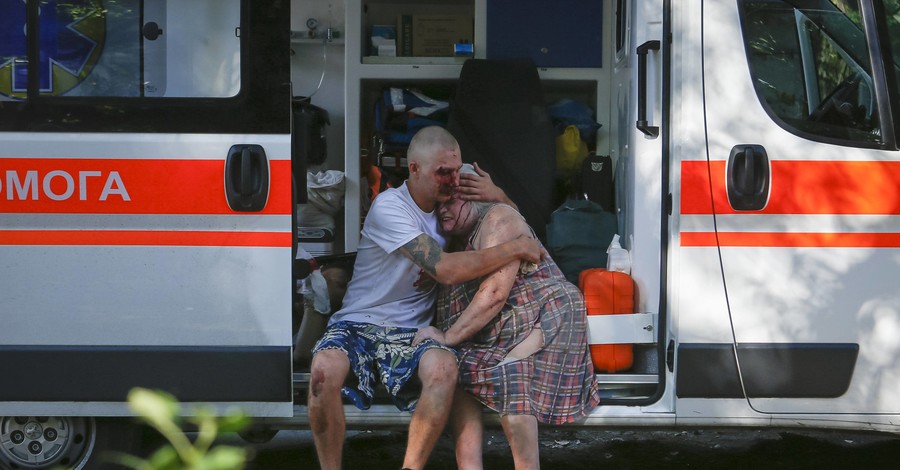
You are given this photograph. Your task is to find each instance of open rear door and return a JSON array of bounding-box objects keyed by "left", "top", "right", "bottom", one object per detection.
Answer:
[{"left": 0, "top": 0, "right": 293, "bottom": 417}]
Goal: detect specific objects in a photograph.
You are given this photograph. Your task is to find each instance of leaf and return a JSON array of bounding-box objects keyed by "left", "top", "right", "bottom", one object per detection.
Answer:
[
  {"left": 121, "top": 387, "right": 250, "bottom": 470},
  {"left": 194, "top": 446, "right": 248, "bottom": 470},
  {"left": 146, "top": 446, "right": 183, "bottom": 470},
  {"left": 218, "top": 410, "right": 251, "bottom": 433},
  {"left": 128, "top": 388, "right": 181, "bottom": 430},
  {"left": 102, "top": 450, "right": 154, "bottom": 470}
]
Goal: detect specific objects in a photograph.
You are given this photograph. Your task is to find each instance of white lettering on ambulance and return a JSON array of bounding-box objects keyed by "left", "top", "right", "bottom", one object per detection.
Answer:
[
  {"left": 3, "top": 170, "right": 130, "bottom": 202},
  {"left": 4, "top": 170, "right": 39, "bottom": 200},
  {"left": 44, "top": 171, "right": 75, "bottom": 201},
  {"left": 79, "top": 171, "right": 102, "bottom": 200},
  {"left": 100, "top": 171, "right": 131, "bottom": 201}
]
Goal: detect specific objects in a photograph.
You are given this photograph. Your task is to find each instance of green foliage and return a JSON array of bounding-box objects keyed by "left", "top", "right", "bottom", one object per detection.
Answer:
[{"left": 113, "top": 388, "right": 252, "bottom": 470}]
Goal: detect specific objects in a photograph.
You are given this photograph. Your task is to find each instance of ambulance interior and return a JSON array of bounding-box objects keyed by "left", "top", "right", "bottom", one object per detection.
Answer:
[{"left": 289, "top": 0, "right": 663, "bottom": 405}]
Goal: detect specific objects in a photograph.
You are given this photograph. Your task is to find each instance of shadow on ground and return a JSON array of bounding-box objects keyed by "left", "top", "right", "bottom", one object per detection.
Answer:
[{"left": 239, "top": 428, "right": 900, "bottom": 469}]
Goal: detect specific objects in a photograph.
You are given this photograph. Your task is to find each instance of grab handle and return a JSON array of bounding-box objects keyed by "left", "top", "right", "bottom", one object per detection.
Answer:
[
  {"left": 636, "top": 40, "right": 661, "bottom": 138},
  {"left": 225, "top": 144, "right": 269, "bottom": 212},
  {"left": 726, "top": 144, "right": 770, "bottom": 211}
]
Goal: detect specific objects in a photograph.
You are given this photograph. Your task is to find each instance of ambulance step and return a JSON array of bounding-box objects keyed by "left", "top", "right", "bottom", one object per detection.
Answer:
[{"left": 292, "top": 372, "right": 658, "bottom": 392}]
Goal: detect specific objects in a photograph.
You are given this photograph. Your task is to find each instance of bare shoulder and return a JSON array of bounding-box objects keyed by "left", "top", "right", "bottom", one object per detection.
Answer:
[
  {"left": 474, "top": 204, "right": 533, "bottom": 248},
  {"left": 482, "top": 204, "right": 530, "bottom": 230}
]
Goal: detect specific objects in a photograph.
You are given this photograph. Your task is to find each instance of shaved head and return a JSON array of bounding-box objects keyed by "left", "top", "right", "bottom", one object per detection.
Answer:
[
  {"left": 406, "top": 126, "right": 463, "bottom": 211},
  {"left": 407, "top": 126, "right": 460, "bottom": 168}
]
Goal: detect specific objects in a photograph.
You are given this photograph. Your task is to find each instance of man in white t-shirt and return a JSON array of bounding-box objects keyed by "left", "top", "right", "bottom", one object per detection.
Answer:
[{"left": 308, "top": 126, "right": 541, "bottom": 470}]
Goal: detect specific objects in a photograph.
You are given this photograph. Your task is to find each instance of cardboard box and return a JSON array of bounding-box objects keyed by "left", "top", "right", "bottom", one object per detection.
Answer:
[
  {"left": 372, "top": 37, "right": 397, "bottom": 57},
  {"left": 370, "top": 24, "right": 397, "bottom": 57},
  {"left": 412, "top": 15, "right": 473, "bottom": 57}
]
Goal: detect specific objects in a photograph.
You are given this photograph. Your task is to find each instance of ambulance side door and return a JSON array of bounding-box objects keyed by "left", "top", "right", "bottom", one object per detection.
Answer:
[
  {"left": 698, "top": 0, "right": 900, "bottom": 413},
  {"left": 0, "top": 0, "right": 293, "bottom": 416}
]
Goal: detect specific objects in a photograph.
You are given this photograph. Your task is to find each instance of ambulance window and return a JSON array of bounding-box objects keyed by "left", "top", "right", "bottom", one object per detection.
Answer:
[
  {"left": 880, "top": 2, "right": 900, "bottom": 137},
  {"left": 0, "top": 3, "right": 24, "bottom": 102},
  {"left": 0, "top": 0, "right": 288, "bottom": 133},
  {"left": 741, "top": 0, "right": 882, "bottom": 146},
  {"left": 615, "top": 0, "right": 629, "bottom": 61},
  {"left": 0, "top": 0, "right": 239, "bottom": 99}
]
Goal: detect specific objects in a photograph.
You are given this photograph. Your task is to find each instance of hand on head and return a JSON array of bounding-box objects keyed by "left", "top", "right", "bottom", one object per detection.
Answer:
[{"left": 456, "top": 162, "right": 501, "bottom": 202}]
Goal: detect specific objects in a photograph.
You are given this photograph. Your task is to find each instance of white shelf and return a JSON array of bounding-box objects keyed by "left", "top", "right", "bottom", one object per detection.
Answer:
[
  {"left": 362, "top": 56, "right": 470, "bottom": 65},
  {"left": 291, "top": 36, "right": 345, "bottom": 45},
  {"left": 538, "top": 67, "right": 604, "bottom": 80},
  {"left": 353, "top": 64, "right": 463, "bottom": 80}
]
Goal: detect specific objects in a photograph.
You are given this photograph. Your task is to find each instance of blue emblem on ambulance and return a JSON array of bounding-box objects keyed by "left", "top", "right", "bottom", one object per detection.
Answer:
[{"left": 0, "top": 0, "right": 106, "bottom": 98}]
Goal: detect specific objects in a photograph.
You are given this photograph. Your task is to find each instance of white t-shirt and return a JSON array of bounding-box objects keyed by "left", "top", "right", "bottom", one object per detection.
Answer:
[{"left": 328, "top": 183, "right": 446, "bottom": 330}]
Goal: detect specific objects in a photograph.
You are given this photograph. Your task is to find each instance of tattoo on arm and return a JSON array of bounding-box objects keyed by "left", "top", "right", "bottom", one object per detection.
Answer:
[{"left": 400, "top": 235, "right": 443, "bottom": 277}]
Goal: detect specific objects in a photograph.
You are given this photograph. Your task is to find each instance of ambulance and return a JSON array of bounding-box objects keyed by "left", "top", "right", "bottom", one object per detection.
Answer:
[{"left": 2, "top": 0, "right": 899, "bottom": 468}]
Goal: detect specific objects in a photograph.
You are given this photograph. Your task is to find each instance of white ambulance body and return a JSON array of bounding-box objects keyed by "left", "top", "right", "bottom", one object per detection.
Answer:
[
  {"left": 1, "top": 0, "right": 293, "bottom": 468},
  {"left": 2, "top": 0, "right": 900, "bottom": 468}
]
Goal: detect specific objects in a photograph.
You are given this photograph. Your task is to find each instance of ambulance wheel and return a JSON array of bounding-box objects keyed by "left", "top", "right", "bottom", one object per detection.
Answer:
[
  {"left": 0, "top": 417, "right": 140, "bottom": 470},
  {"left": 238, "top": 427, "right": 278, "bottom": 444}
]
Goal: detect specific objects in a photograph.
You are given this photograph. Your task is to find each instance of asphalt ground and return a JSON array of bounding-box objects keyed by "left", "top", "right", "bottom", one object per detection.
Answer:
[{"left": 220, "top": 427, "right": 900, "bottom": 469}]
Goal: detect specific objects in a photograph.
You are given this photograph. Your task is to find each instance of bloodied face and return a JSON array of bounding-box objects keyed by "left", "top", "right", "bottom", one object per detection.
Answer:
[
  {"left": 408, "top": 145, "right": 462, "bottom": 210},
  {"left": 438, "top": 194, "right": 479, "bottom": 237},
  {"left": 406, "top": 126, "right": 463, "bottom": 211},
  {"left": 430, "top": 147, "right": 462, "bottom": 203}
]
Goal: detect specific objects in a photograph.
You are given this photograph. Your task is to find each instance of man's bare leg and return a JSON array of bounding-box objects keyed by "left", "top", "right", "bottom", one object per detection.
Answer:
[
  {"left": 308, "top": 349, "right": 351, "bottom": 470},
  {"left": 450, "top": 389, "right": 485, "bottom": 470},
  {"left": 500, "top": 414, "right": 540, "bottom": 470},
  {"left": 401, "top": 348, "right": 458, "bottom": 470}
]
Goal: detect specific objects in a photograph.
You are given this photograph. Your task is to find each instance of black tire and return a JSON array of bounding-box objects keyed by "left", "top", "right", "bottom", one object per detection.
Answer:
[
  {"left": 238, "top": 427, "right": 279, "bottom": 444},
  {"left": 0, "top": 417, "right": 142, "bottom": 470}
]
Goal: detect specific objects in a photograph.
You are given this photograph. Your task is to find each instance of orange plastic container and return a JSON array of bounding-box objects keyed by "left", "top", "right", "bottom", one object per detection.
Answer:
[{"left": 578, "top": 268, "right": 634, "bottom": 373}]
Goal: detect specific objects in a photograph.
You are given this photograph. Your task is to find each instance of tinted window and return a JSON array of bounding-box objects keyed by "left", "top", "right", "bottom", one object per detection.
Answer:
[
  {"left": 616, "top": 0, "right": 629, "bottom": 59},
  {"left": 0, "top": 0, "right": 26, "bottom": 101},
  {"left": 0, "top": 0, "right": 240, "bottom": 100},
  {"left": 0, "top": 0, "right": 289, "bottom": 133},
  {"left": 879, "top": 0, "right": 900, "bottom": 140},
  {"left": 741, "top": 0, "right": 882, "bottom": 145}
]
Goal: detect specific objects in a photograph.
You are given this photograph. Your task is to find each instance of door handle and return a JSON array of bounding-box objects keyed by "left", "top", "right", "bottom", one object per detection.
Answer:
[
  {"left": 726, "top": 144, "right": 769, "bottom": 211},
  {"left": 636, "top": 40, "right": 660, "bottom": 138},
  {"left": 225, "top": 144, "right": 269, "bottom": 212}
]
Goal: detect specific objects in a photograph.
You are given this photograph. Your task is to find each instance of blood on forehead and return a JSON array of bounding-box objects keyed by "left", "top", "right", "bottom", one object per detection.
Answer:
[
  {"left": 435, "top": 165, "right": 459, "bottom": 177},
  {"left": 433, "top": 153, "right": 461, "bottom": 176}
]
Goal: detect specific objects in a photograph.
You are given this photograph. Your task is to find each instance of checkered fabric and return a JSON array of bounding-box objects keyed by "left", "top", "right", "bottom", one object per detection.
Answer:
[{"left": 436, "top": 247, "right": 601, "bottom": 424}]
